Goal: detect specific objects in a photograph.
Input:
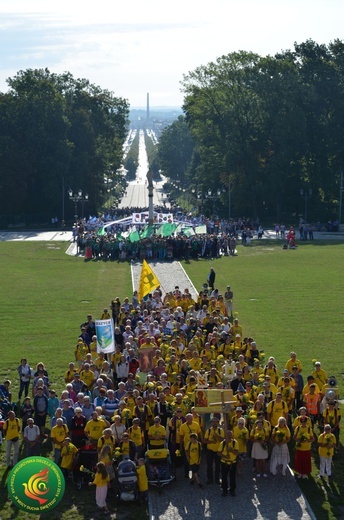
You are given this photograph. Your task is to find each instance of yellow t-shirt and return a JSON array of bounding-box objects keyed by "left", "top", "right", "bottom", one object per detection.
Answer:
[
  {"left": 61, "top": 443, "right": 78, "bottom": 469},
  {"left": 186, "top": 440, "right": 201, "bottom": 465},
  {"left": 84, "top": 419, "right": 106, "bottom": 440},
  {"left": 97, "top": 435, "right": 115, "bottom": 454},
  {"left": 232, "top": 426, "right": 249, "bottom": 453},
  {"left": 318, "top": 432, "right": 336, "bottom": 458},
  {"left": 51, "top": 424, "right": 69, "bottom": 447},
  {"left": 137, "top": 465, "right": 148, "bottom": 492},
  {"left": 218, "top": 439, "right": 239, "bottom": 464},
  {"left": 294, "top": 425, "right": 313, "bottom": 451},
  {"left": 93, "top": 472, "right": 110, "bottom": 487},
  {"left": 204, "top": 426, "right": 225, "bottom": 452},
  {"left": 128, "top": 426, "right": 143, "bottom": 447},
  {"left": 179, "top": 421, "right": 201, "bottom": 448},
  {"left": 266, "top": 399, "right": 287, "bottom": 426},
  {"left": 4, "top": 418, "right": 21, "bottom": 440},
  {"left": 148, "top": 424, "right": 166, "bottom": 446},
  {"left": 79, "top": 369, "right": 95, "bottom": 388}
]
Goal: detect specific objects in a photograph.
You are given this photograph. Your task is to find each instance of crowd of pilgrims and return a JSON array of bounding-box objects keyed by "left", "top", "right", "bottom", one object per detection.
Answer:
[
  {"left": 3, "top": 284, "right": 340, "bottom": 492},
  {"left": 73, "top": 212, "right": 260, "bottom": 260}
]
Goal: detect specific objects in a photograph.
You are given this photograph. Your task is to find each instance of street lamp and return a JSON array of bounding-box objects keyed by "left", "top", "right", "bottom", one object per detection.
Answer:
[
  {"left": 300, "top": 188, "right": 312, "bottom": 222},
  {"left": 68, "top": 189, "right": 89, "bottom": 220},
  {"left": 206, "top": 188, "right": 222, "bottom": 214}
]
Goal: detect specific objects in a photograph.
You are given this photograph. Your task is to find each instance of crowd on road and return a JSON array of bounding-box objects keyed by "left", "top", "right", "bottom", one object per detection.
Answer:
[{"left": 1, "top": 276, "right": 341, "bottom": 512}]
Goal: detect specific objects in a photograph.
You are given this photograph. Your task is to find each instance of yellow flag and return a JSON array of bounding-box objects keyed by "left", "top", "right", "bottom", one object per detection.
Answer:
[{"left": 138, "top": 260, "right": 161, "bottom": 301}]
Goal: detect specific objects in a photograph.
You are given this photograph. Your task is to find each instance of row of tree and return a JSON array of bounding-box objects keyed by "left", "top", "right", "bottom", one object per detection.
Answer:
[
  {"left": 157, "top": 40, "right": 344, "bottom": 222},
  {"left": 0, "top": 68, "right": 129, "bottom": 225}
]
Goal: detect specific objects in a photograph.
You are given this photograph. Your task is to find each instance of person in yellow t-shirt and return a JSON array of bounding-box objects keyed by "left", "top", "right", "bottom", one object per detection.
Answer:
[
  {"left": 60, "top": 437, "right": 78, "bottom": 476},
  {"left": 204, "top": 416, "right": 224, "bottom": 484},
  {"left": 3, "top": 411, "right": 21, "bottom": 468},
  {"left": 179, "top": 413, "right": 202, "bottom": 478},
  {"left": 79, "top": 364, "right": 96, "bottom": 389},
  {"left": 318, "top": 424, "right": 336, "bottom": 479},
  {"left": 233, "top": 418, "right": 249, "bottom": 476},
  {"left": 74, "top": 340, "right": 88, "bottom": 366},
  {"left": 64, "top": 362, "right": 78, "bottom": 384},
  {"left": 312, "top": 362, "right": 328, "bottom": 392},
  {"left": 128, "top": 418, "right": 145, "bottom": 458},
  {"left": 88, "top": 461, "right": 110, "bottom": 512},
  {"left": 293, "top": 418, "right": 314, "bottom": 478},
  {"left": 148, "top": 417, "right": 166, "bottom": 449},
  {"left": 84, "top": 412, "right": 107, "bottom": 442},
  {"left": 217, "top": 430, "right": 239, "bottom": 496},
  {"left": 136, "top": 458, "right": 148, "bottom": 500},
  {"left": 186, "top": 433, "right": 204, "bottom": 487},
  {"left": 97, "top": 428, "right": 115, "bottom": 456},
  {"left": 270, "top": 417, "right": 291, "bottom": 476},
  {"left": 51, "top": 418, "right": 69, "bottom": 464},
  {"left": 277, "top": 377, "right": 295, "bottom": 412},
  {"left": 189, "top": 351, "right": 202, "bottom": 371},
  {"left": 266, "top": 393, "right": 288, "bottom": 427},
  {"left": 285, "top": 352, "right": 303, "bottom": 374}
]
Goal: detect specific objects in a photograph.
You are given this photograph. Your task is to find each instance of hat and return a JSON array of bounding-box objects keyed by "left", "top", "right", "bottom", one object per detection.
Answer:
[
  {"left": 263, "top": 382, "right": 270, "bottom": 387},
  {"left": 212, "top": 416, "right": 220, "bottom": 422},
  {"left": 283, "top": 369, "right": 289, "bottom": 373},
  {"left": 292, "top": 365, "right": 298, "bottom": 370},
  {"left": 236, "top": 407, "right": 243, "bottom": 412},
  {"left": 315, "top": 362, "right": 321, "bottom": 366},
  {"left": 236, "top": 334, "right": 241, "bottom": 338}
]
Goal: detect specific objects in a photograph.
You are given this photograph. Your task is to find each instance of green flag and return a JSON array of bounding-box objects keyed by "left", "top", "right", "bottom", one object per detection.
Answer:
[
  {"left": 129, "top": 230, "right": 140, "bottom": 242},
  {"left": 97, "top": 226, "right": 106, "bottom": 236},
  {"left": 182, "top": 227, "right": 195, "bottom": 237},
  {"left": 174, "top": 223, "right": 182, "bottom": 235},
  {"left": 161, "top": 223, "right": 177, "bottom": 237},
  {"left": 140, "top": 225, "right": 155, "bottom": 238}
]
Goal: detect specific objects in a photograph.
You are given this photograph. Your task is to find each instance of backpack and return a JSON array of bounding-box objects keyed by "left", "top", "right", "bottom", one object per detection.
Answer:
[{"left": 99, "top": 434, "right": 115, "bottom": 446}]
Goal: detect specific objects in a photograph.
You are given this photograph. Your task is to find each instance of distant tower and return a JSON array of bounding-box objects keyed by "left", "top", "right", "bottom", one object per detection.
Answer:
[{"left": 146, "top": 93, "right": 150, "bottom": 121}]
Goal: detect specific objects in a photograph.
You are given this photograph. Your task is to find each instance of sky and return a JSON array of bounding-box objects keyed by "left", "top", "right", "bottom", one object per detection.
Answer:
[{"left": 0, "top": 0, "right": 343, "bottom": 108}]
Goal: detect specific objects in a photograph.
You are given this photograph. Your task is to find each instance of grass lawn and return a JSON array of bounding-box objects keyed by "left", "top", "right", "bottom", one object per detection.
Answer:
[{"left": 0, "top": 239, "right": 343, "bottom": 519}]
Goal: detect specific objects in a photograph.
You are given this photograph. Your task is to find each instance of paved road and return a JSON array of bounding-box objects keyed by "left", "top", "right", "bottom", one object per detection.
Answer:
[
  {"left": 118, "top": 129, "right": 167, "bottom": 209},
  {"left": 149, "top": 460, "right": 315, "bottom": 520}
]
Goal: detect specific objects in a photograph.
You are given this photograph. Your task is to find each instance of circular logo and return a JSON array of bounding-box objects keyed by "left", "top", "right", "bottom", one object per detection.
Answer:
[{"left": 8, "top": 457, "right": 65, "bottom": 514}]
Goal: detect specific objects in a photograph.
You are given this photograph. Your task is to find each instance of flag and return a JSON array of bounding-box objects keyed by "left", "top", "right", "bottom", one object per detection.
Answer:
[
  {"left": 140, "top": 225, "right": 155, "bottom": 238},
  {"left": 195, "top": 225, "right": 207, "bottom": 234},
  {"left": 97, "top": 226, "right": 106, "bottom": 236},
  {"left": 174, "top": 223, "right": 182, "bottom": 235},
  {"left": 182, "top": 227, "right": 195, "bottom": 237},
  {"left": 128, "top": 230, "right": 140, "bottom": 242},
  {"left": 161, "top": 223, "right": 177, "bottom": 237},
  {"left": 138, "top": 260, "right": 161, "bottom": 301}
]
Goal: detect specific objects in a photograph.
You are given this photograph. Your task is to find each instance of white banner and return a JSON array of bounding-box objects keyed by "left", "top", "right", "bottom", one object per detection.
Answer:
[
  {"left": 132, "top": 212, "right": 173, "bottom": 224},
  {"left": 95, "top": 319, "right": 115, "bottom": 353}
]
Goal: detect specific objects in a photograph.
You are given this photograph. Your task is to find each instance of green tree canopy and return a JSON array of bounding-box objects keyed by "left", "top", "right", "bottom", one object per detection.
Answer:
[{"left": 0, "top": 68, "right": 129, "bottom": 224}]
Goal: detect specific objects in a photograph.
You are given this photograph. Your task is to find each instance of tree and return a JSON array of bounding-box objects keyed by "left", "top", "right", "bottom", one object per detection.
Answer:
[{"left": 0, "top": 68, "right": 129, "bottom": 224}]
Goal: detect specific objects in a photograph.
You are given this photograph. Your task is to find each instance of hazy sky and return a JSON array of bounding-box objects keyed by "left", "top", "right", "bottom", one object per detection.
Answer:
[{"left": 1, "top": 0, "right": 343, "bottom": 107}]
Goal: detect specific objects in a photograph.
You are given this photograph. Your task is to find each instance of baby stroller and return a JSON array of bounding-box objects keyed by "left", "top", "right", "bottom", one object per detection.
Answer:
[
  {"left": 72, "top": 442, "right": 98, "bottom": 490},
  {"left": 145, "top": 448, "right": 175, "bottom": 493},
  {"left": 116, "top": 457, "right": 138, "bottom": 503}
]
